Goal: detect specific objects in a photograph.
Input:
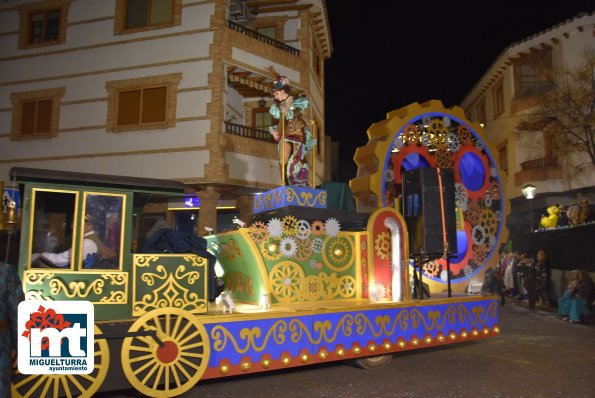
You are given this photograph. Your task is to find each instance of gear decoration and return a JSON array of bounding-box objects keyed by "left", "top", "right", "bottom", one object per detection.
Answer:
[
  {"left": 472, "top": 244, "right": 487, "bottom": 264},
  {"left": 311, "top": 220, "right": 325, "bottom": 235},
  {"left": 281, "top": 215, "right": 298, "bottom": 236},
  {"left": 351, "top": 100, "right": 504, "bottom": 284},
  {"left": 280, "top": 237, "right": 298, "bottom": 258},
  {"left": 384, "top": 168, "right": 395, "bottom": 182},
  {"left": 295, "top": 219, "right": 311, "bottom": 240},
  {"left": 472, "top": 225, "right": 487, "bottom": 245},
  {"left": 374, "top": 232, "right": 391, "bottom": 260},
  {"left": 436, "top": 148, "right": 453, "bottom": 168},
  {"left": 323, "top": 236, "right": 354, "bottom": 272},
  {"left": 248, "top": 220, "right": 269, "bottom": 243},
  {"left": 324, "top": 218, "right": 340, "bottom": 237},
  {"left": 303, "top": 275, "right": 323, "bottom": 301},
  {"left": 269, "top": 261, "right": 305, "bottom": 303},
  {"left": 480, "top": 209, "right": 498, "bottom": 236},
  {"left": 423, "top": 260, "right": 442, "bottom": 277},
  {"left": 312, "top": 237, "right": 325, "bottom": 254},
  {"left": 267, "top": 218, "right": 283, "bottom": 237},
  {"left": 339, "top": 276, "right": 356, "bottom": 298},
  {"left": 294, "top": 238, "right": 313, "bottom": 261},
  {"left": 260, "top": 237, "right": 283, "bottom": 261}
]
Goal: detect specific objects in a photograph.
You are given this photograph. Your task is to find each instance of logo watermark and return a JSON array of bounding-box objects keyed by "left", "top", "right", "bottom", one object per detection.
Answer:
[{"left": 18, "top": 301, "right": 94, "bottom": 374}]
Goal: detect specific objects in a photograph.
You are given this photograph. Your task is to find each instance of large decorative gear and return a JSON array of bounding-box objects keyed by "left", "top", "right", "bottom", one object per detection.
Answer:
[
  {"left": 374, "top": 232, "right": 391, "bottom": 260},
  {"left": 480, "top": 209, "right": 498, "bottom": 236},
  {"left": 323, "top": 236, "right": 354, "bottom": 272},
  {"left": 350, "top": 100, "right": 505, "bottom": 284},
  {"left": 260, "top": 237, "right": 283, "bottom": 261},
  {"left": 269, "top": 261, "right": 305, "bottom": 303}
]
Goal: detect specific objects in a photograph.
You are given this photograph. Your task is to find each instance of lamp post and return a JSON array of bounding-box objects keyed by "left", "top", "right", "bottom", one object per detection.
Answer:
[{"left": 522, "top": 184, "right": 537, "bottom": 232}]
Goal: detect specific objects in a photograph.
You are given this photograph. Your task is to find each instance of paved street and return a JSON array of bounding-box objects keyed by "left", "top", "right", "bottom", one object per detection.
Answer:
[{"left": 102, "top": 298, "right": 595, "bottom": 398}]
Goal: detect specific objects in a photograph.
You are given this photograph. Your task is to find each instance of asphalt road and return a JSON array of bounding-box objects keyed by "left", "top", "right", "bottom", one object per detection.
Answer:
[{"left": 103, "top": 298, "right": 595, "bottom": 398}]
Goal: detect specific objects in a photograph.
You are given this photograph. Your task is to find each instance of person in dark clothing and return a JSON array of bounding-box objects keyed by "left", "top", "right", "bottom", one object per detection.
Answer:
[
  {"left": 521, "top": 256, "right": 538, "bottom": 310},
  {"left": 142, "top": 224, "right": 218, "bottom": 301},
  {"left": 482, "top": 267, "right": 505, "bottom": 306},
  {"left": 535, "top": 250, "right": 552, "bottom": 308}
]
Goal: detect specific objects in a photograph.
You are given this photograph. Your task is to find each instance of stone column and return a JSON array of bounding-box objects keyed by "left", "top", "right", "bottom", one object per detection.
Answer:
[
  {"left": 237, "top": 195, "right": 254, "bottom": 226},
  {"left": 197, "top": 186, "right": 220, "bottom": 236}
]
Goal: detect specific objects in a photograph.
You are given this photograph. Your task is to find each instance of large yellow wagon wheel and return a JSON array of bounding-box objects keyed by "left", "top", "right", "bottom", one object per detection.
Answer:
[
  {"left": 121, "top": 307, "right": 210, "bottom": 398},
  {"left": 12, "top": 324, "right": 109, "bottom": 398},
  {"left": 269, "top": 261, "right": 305, "bottom": 303}
]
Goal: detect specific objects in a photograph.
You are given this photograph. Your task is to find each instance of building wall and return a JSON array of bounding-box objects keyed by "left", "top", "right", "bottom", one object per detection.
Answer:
[
  {"left": 0, "top": 0, "right": 332, "bottom": 194},
  {"left": 461, "top": 13, "right": 595, "bottom": 208}
]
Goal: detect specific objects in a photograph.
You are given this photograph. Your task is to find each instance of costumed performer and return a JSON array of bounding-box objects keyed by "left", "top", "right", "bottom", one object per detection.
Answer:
[{"left": 267, "top": 66, "right": 315, "bottom": 186}]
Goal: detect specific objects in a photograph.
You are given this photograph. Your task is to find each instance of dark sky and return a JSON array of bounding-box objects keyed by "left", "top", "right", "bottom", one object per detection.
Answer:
[{"left": 324, "top": 1, "right": 594, "bottom": 181}]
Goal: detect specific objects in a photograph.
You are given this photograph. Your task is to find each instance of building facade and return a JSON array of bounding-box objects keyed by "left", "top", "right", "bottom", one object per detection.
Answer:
[
  {"left": 460, "top": 12, "right": 595, "bottom": 239},
  {"left": 0, "top": 0, "right": 332, "bottom": 233}
]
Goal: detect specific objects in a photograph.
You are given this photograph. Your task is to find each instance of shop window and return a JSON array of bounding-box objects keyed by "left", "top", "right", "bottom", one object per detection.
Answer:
[
  {"left": 115, "top": 0, "right": 182, "bottom": 34},
  {"left": 106, "top": 73, "right": 181, "bottom": 132},
  {"left": 18, "top": 0, "right": 71, "bottom": 49},
  {"left": 10, "top": 88, "right": 65, "bottom": 140}
]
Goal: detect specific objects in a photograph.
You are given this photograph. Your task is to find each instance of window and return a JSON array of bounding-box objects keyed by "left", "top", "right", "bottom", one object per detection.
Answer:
[
  {"left": 497, "top": 141, "right": 508, "bottom": 174},
  {"left": 82, "top": 193, "right": 125, "bottom": 270},
  {"left": 256, "top": 26, "right": 276, "bottom": 40},
  {"left": 18, "top": 0, "right": 71, "bottom": 49},
  {"left": 10, "top": 88, "right": 65, "bottom": 140},
  {"left": 30, "top": 189, "right": 78, "bottom": 269},
  {"left": 312, "top": 117, "right": 322, "bottom": 156},
  {"left": 115, "top": 0, "right": 182, "bottom": 34},
  {"left": 106, "top": 74, "right": 181, "bottom": 132},
  {"left": 513, "top": 49, "right": 552, "bottom": 98},
  {"left": 476, "top": 99, "right": 486, "bottom": 125},
  {"left": 492, "top": 79, "right": 504, "bottom": 118},
  {"left": 252, "top": 107, "right": 272, "bottom": 132}
]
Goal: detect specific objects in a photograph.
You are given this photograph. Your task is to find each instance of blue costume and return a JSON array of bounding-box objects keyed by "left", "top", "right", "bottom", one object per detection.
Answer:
[{"left": 0, "top": 262, "right": 24, "bottom": 397}]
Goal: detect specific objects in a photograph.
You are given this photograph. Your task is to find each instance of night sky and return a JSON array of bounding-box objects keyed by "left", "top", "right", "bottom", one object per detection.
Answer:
[{"left": 324, "top": 1, "right": 594, "bottom": 182}]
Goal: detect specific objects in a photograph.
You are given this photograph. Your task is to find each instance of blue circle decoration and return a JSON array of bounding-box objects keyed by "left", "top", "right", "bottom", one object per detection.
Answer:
[
  {"left": 459, "top": 152, "right": 485, "bottom": 191},
  {"left": 451, "top": 230, "right": 468, "bottom": 264},
  {"left": 402, "top": 153, "right": 430, "bottom": 171}
]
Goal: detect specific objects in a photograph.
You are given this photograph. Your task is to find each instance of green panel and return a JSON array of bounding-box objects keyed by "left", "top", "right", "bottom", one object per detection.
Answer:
[
  {"left": 23, "top": 270, "right": 129, "bottom": 321},
  {"left": 207, "top": 231, "right": 265, "bottom": 303},
  {"left": 132, "top": 254, "right": 208, "bottom": 316}
]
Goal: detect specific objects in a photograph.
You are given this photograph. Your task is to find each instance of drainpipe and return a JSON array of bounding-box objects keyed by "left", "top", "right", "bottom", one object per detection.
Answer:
[{"left": 384, "top": 217, "right": 402, "bottom": 302}]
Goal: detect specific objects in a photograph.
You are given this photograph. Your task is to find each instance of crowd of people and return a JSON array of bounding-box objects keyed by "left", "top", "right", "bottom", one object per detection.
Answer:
[{"left": 483, "top": 249, "right": 595, "bottom": 324}]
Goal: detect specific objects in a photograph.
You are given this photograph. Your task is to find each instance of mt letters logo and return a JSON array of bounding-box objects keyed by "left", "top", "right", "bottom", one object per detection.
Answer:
[{"left": 18, "top": 300, "right": 94, "bottom": 374}]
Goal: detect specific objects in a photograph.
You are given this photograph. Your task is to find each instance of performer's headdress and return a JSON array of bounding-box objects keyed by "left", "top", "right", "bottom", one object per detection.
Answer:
[{"left": 266, "top": 66, "right": 290, "bottom": 92}]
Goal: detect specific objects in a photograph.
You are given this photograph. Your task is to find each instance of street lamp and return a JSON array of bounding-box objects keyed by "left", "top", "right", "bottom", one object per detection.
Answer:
[{"left": 522, "top": 184, "right": 537, "bottom": 232}]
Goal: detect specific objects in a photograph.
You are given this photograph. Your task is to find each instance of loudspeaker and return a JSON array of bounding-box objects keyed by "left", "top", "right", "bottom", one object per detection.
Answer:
[{"left": 402, "top": 168, "right": 457, "bottom": 256}]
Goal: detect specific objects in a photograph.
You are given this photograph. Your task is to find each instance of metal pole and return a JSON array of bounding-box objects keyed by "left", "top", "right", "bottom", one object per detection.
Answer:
[
  {"left": 281, "top": 113, "right": 286, "bottom": 185},
  {"left": 529, "top": 200, "right": 534, "bottom": 232}
]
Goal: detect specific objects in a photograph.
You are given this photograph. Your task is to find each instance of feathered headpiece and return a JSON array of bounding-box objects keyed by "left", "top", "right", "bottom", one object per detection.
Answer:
[{"left": 266, "top": 65, "right": 290, "bottom": 91}]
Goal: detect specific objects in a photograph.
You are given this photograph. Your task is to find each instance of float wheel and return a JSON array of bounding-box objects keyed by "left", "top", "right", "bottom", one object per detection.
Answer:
[
  {"left": 121, "top": 307, "right": 209, "bottom": 398},
  {"left": 353, "top": 354, "right": 393, "bottom": 370},
  {"left": 11, "top": 324, "right": 109, "bottom": 398}
]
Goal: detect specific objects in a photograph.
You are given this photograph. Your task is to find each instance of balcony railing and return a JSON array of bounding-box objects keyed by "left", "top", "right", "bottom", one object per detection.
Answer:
[
  {"left": 228, "top": 20, "right": 300, "bottom": 56},
  {"left": 225, "top": 121, "right": 276, "bottom": 143},
  {"left": 520, "top": 157, "right": 558, "bottom": 170}
]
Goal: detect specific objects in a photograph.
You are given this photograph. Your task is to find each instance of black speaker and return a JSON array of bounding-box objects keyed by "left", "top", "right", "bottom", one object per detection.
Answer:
[{"left": 402, "top": 168, "right": 457, "bottom": 256}]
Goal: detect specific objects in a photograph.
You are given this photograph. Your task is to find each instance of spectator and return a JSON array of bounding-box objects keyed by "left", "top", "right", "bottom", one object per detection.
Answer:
[
  {"left": 535, "top": 250, "right": 552, "bottom": 308},
  {"left": 558, "top": 270, "right": 594, "bottom": 323},
  {"left": 482, "top": 267, "right": 505, "bottom": 306},
  {"left": 521, "top": 255, "right": 538, "bottom": 310},
  {"left": 0, "top": 262, "right": 25, "bottom": 398}
]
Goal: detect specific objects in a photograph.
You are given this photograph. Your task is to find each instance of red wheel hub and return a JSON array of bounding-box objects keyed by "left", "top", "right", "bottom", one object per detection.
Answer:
[{"left": 156, "top": 341, "right": 179, "bottom": 363}]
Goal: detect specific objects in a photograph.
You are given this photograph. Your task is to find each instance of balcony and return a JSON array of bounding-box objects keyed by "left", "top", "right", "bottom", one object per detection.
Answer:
[
  {"left": 514, "top": 157, "right": 562, "bottom": 185},
  {"left": 228, "top": 20, "right": 300, "bottom": 56},
  {"left": 224, "top": 121, "right": 276, "bottom": 143}
]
